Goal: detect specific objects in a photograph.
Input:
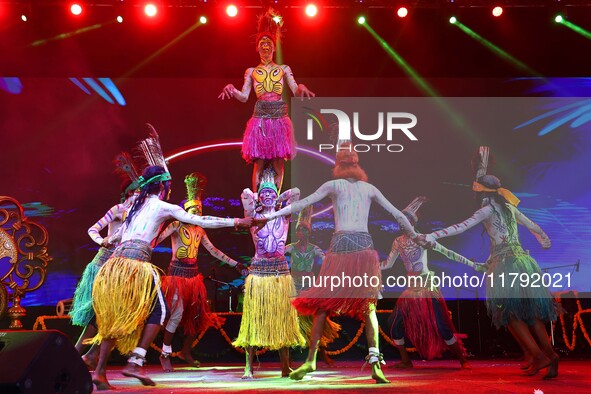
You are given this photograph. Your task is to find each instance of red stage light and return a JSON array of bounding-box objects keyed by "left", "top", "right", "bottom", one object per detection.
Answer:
[
  {"left": 492, "top": 6, "right": 503, "bottom": 17},
  {"left": 70, "top": 3, "right": 82, "bottom": 16},
  {"left": 226, "top": 5, "right": 238, "bottom": 17},
  {"left": 397, "top": 7, "right": 408, "bottom": 18},
  {"left": 305, "top": 4, "right": 318, "bottom": 17},
  {"left": 144, "top": 3, "right": 158, "bottom": 17}
]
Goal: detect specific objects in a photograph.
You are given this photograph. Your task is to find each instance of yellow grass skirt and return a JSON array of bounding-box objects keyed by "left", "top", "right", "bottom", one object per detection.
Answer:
[
  {"left": 298, "top": 314, "right": 341, "bottom": 348},
  {"left": 90, "top": 255, "right": 160, "bottom": 354},
  {"left": 233, "top": 270, "right": 306, "bottom": 350}
]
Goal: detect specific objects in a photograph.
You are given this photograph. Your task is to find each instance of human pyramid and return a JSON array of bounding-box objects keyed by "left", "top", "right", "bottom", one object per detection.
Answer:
[{"left": 69, "top": 9, "right": 559, "bottom": 391}]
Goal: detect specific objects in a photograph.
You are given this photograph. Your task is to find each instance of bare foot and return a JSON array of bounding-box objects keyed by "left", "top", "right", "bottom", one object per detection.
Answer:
[
  {"left": 159, "top": 354, "right": 174, "bottom": 372},
  {"left": 281, "top": 367, "right": 292, "bottom": 378},
  {"left": 319, "top": 348, "right": 335, "bottom": 366},
  {"left": 543, "top": 356, "right": 559, "bottom": 380},
  {"left": 523, "top": 355, "right": 552, "bottom": 376},
  {"left": 371, "top": 363, "right": 390, "bottom": 384},
  {"left": 289, "top": 362, "right": 315, "bottom": 381},
  {"left": 520, "top": 357, "right": 534, "bottom": 370},
  {"left": 241, "top": 369, "right": 254, "bottom": 380},
  {"left": 122, "top": 362, "right": 156, "bottom": 386},
  {"left": 178, "top": 351, "right": 201, "bottom": 368},
  {"left": 92, "top": 376, "right": 114, "bottom": 391},
  {"left": 394, "top": 361, "right": 413, "bottom": 369},
  {"left": 460, "top": 359, "right": 472, "bottom": 370},
  {"left": 82, "top": 353, "right": 98, "bottom": 371}
]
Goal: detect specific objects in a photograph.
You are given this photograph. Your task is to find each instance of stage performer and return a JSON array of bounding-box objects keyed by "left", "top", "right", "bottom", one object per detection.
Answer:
[
  {"left": 232, "top": 167, "right": 306, "bottom": 379},
  {"left": 89, "top": 129, "right": 257, "bottom": 391},
  {"left": 70, "top": 152, "right": 140, "bottom": 368},
  {"left": 285, "top": 206, "right": 340, "bottom": 366},
  {"left": 382, "top": 196, "right": 476, "bottom": 369},
  {"left": 426, "top": 146, "right": 558, "bottom": 379},
  {"left": 266, "top": 143, "right": 429, "bottom": 384},
  {"left": 155, "top": 172, "right": 248, "bottom": 372},
  {"left": 218, "top": 8, "right": 315, "bottom": 192}
]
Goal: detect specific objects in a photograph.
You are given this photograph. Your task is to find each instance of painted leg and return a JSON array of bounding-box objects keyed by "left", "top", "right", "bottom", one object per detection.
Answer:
[
  {"left": 508, "top": 324, "right": 533, "bottom": 370},
  {"left": 365, "top": 306, "right": 390, "bottom": 384},
  {"left": 290, "top": 310, "right": 327, "bottom": 381}
]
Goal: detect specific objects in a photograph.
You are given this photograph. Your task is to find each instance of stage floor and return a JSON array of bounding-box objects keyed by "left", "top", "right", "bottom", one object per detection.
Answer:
[{"left": 97, "top": 359, "right": 590, "bottom": 393}]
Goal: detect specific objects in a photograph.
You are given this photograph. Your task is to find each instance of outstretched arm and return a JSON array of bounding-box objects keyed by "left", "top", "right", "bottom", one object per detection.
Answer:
[
  {"left": 168, "top": 205, "right": 252, "bottom": 229},
  {"left": 430, "top": 206, "right": 493, "bottom": 240},
  {"left": 283, "top": 65, "right": 315, "bottom": 98},
  {"left": 371, "top": 188, "right": 418, "bottom": 239},
  {"left": 432, "top": 242, "right": 482, "bottom": 270},
  {"left": 514, "top": 208, "right": 551, "bottom": 249},
  {"left": 266, "top": 182, "right": 332, "bottom": 220},
  {"left": 88, "top": 205, "right": 120, "bottom": 246},
  {"left": 218, "top": 68, "right": 253, "bottom": 102}
]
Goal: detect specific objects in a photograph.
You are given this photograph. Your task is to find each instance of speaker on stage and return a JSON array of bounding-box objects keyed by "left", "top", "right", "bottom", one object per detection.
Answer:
[{"left": 0, "top": 330, "right": 92, "bottom": 394}]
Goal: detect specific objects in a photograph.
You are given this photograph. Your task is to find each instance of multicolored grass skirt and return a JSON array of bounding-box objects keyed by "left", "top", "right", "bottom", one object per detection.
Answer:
[
  {"left": 90, "top": 240, "right": 161, "bottom": 354},
  {"left": 233, "top": 256, "right": 305, "bottom": 350},
  {"left": 292, "top": 232, "right": 381, "bottom": 319},
  {"left": 162, "top": 259, "right": 214, "bottom": 337},
  {"left": 69, "top": 246, "right": 114, "bottom": 327},
  {"left": 486, "top": 243, "right": 557, "bottom": 329},
  {"left": 241, "top": 100, "right": 296, "bottom": 163}
]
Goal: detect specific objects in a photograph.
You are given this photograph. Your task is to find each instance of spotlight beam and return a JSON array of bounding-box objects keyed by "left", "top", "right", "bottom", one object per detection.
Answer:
[
  {"left": 452, "top": 20, "right": 542, "bottom": 77},
  {"left": 360, "top": 22, "right": 438, "bottom": 97},
  {"left": 29, "top": 23, "right": 106, "bottom": 47},
  {"left": 360, "top": 21, "right": 498, "bottom": 157},
  {"left": 561, "top": 19, "right": 591, "bottom": 40},
  {"left": 121, "top": 20, "right": 206, "bottom": 78}
]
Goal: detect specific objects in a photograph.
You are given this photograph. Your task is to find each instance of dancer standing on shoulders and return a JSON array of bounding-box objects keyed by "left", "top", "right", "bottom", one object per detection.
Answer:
[
  {"left": 155, "top": 172, "right": 248, "bottom": 372},
  {"left": 233, "top": 167, "right": 306, "bottom": 379},
  {"left": 426, "top": 146, "right": 558, "bottom": 379},
  {"left": 218, "top": 8, "right": 315, "bottom": 192}
]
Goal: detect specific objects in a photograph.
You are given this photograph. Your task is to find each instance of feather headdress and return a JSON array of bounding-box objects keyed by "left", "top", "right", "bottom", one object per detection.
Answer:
[
  {"left": 403, "top": 196, "right": 428, "bottom": 224},
  {"left": 184, "top": 172, "right": 207, "bottom": 212},
  {"left": 296, "top": 206, "right": 313, "bottom": 232},
  {"left": 137, "top": 123, "right": 169, "bottom": 173},
  {"left": 256, "top": 8, "right": 283, "bottom": 45}
]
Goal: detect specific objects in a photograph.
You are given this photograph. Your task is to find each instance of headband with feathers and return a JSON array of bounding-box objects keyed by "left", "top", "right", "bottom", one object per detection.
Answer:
[
  {"left": 256, "top": 8, "right": 283, "bottom": 45},
  {"left": 136, "top": 123, "right": 169, "bottom": 173}
]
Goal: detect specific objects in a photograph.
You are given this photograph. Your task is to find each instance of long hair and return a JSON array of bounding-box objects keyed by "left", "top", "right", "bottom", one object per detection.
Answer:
[{"left": 124, "top": 165, "right": 170, "bottom": 227}]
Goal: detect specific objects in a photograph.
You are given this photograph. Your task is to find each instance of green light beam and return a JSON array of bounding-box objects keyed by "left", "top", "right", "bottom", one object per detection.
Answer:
[
  {"left": 561, "top": 19, "right": 591, "bottom": 40},
  {"left": 453, "top": 20, "right": 542, "bottom": 77}
]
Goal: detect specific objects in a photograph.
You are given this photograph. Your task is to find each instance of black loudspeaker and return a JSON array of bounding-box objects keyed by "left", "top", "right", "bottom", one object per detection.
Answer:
[{"left": 0, "top": 330, "right": 92, "bottom": 394}]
